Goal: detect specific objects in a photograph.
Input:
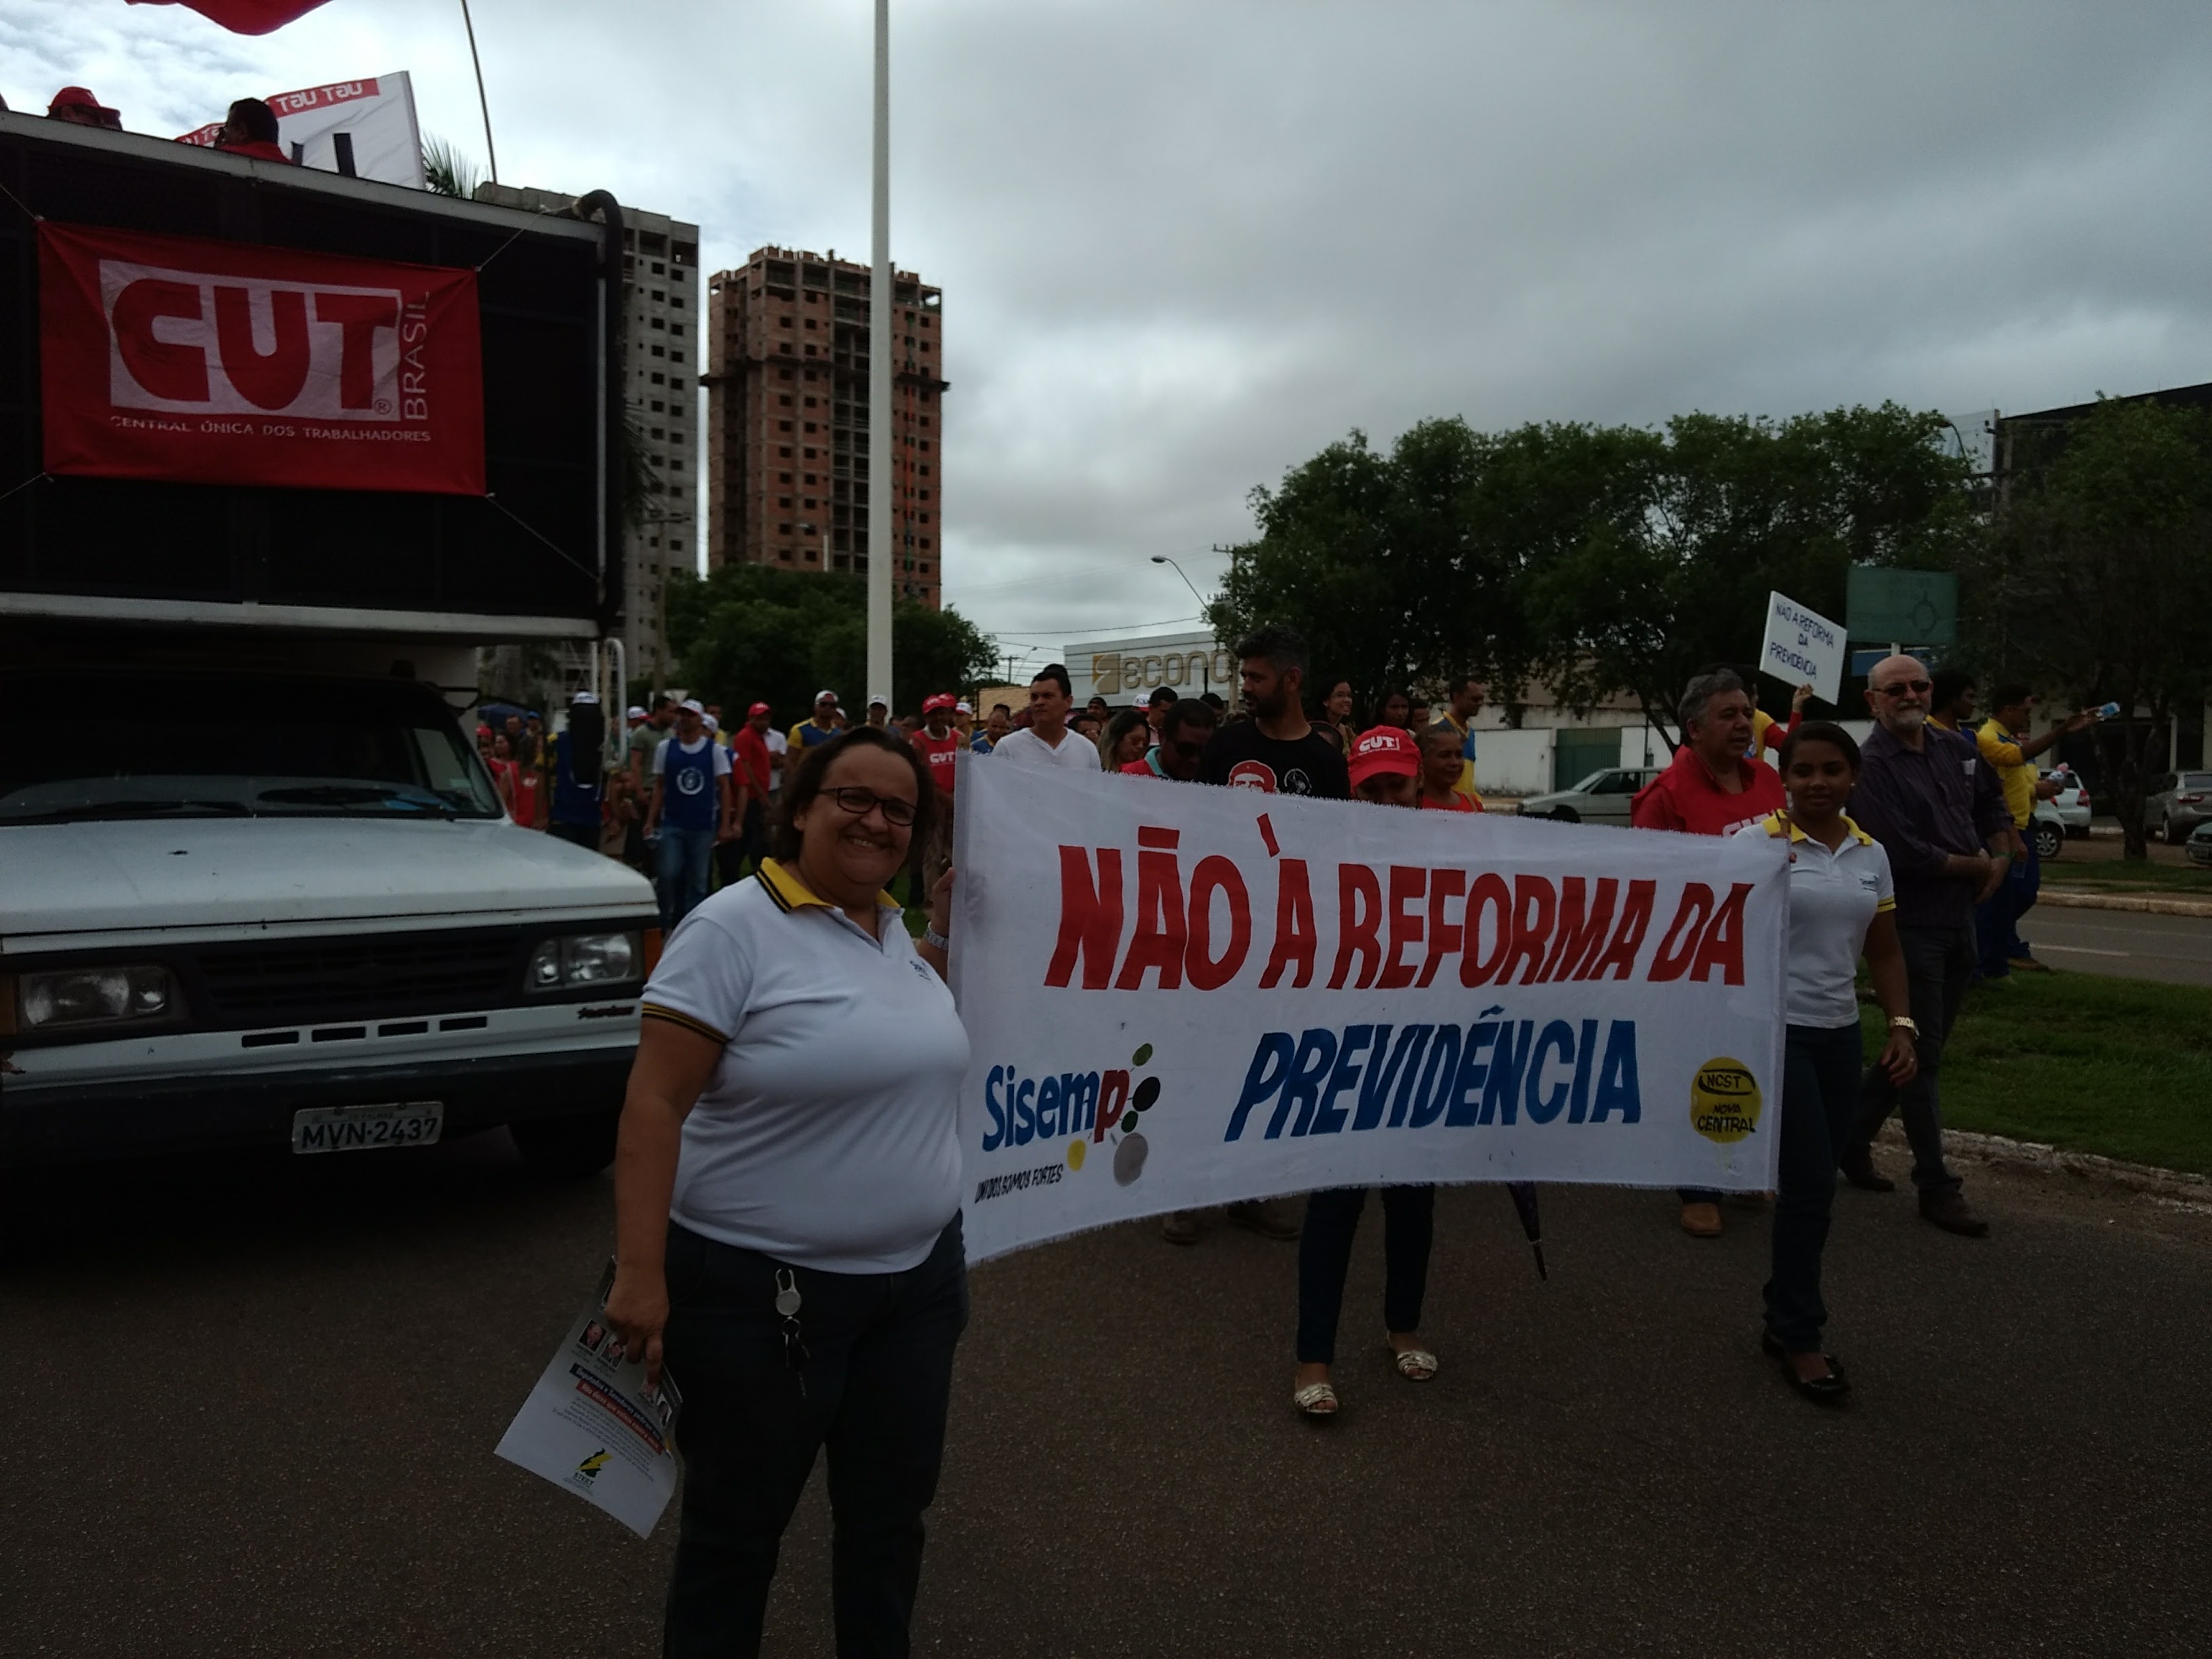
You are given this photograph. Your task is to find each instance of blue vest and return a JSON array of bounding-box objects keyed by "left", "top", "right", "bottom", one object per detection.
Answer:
[
  {"left": 660, "top": 737, "right": 720, "bottom": 830},
  {"left": 550, "top": 733, "right": 600, "bottom": 827}
]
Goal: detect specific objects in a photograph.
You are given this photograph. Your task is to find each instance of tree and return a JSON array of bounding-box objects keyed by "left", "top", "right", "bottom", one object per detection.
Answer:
[
  {"left": 1206, "top": 419, "right": 1535, "bottom": 718},
  {"left": 664, "top": 562, "right": 998, "bottom": 722},
  {"left": 420, "top": 136, "right": 483, "bottom": 199},
  {"left": 1970, "top": 397, "right": 2212, "bottom": 859},
  {"left": 1524, "top": 404, "right": 1978, "bottom": 747}
]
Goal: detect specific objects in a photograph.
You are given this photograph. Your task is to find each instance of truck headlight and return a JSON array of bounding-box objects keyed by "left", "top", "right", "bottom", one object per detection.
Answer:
[
  {"left": 20, "top": 965, "right": 180, "bottom": 1029},
  {"left": 526, "top": 932, "right": 642, "bottom": 992}
]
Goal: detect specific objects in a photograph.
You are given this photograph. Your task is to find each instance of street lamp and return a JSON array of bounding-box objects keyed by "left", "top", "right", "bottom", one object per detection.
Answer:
[{"left": 1151, "top": 554, "right": 1207, "bottom": 609}]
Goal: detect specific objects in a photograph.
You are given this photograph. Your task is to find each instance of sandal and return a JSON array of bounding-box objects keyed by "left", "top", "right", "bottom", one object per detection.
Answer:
[
  {"left": 1392, "top": 1346, "right": 1439, "bottom": 1382},
  {"left": 1293, "top": 1380, "right": 1339, "bottom": 1417},
  {"left": 1761, "top": 1330, "right": 1851, "bottom": 1406}
]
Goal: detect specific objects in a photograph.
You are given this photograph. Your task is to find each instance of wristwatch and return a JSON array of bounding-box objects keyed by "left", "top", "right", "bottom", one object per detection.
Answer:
[
  {"left": 923, "top": 926, "right": 951, "bottom": 952},
  {"left": 1889, "top": 1016, "right": 1920, "bottom": 1037}
]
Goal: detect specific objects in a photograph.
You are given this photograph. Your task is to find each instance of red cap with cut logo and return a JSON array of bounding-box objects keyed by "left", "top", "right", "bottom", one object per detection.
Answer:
[{"left": 1347, "top": 724, "right": 1419, "bottom": 786}]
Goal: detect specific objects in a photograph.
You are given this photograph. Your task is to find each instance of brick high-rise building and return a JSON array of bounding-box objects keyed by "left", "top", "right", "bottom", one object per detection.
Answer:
[
  {"left": 705, "top": 247, "right": 945, "bottom": 605},
  {"left": 474, "top": 184, "right": 700, "bottom": 689}
]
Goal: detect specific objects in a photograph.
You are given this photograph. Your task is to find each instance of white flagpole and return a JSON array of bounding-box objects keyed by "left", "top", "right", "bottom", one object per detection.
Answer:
[
  {"left": 459, "top": 0, "right": 499, "bottom": 183},
  {"left": 866, "top": 0, "right": 893, "bottom": 708}
]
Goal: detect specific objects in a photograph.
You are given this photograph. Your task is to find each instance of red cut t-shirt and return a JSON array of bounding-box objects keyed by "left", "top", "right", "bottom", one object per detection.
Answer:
[
  {"left": 729, "top": 726, "right": 773, "bottom": 795},
  {"left": 913, "top": 728, "right": 962, "bottom": 796},
  {"left": 1630, "top": 744, "right": 1784, "bottom": 837}
]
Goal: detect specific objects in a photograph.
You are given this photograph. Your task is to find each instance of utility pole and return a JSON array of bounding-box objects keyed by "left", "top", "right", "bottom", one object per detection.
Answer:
[{"left": 865, "top": 0, "right": 893, "bottom": 708}]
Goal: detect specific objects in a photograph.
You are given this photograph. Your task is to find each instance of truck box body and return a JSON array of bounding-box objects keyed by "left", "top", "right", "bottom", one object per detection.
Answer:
[{"left": 0, "top": 117, "right": 655, "bottom": 1173}]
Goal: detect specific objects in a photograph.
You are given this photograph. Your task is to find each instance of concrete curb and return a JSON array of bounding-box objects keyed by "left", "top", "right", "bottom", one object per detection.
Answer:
[
  {"left": 1879, "top": 1122, "right": 2212, "bottom": 1208},
  {"left": 2036, "top": 888, "right": 2212, "bottom": 918}
]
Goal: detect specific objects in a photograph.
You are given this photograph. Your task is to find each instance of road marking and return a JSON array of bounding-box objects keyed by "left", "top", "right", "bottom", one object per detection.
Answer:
[{"left": 2034, "top": 943, "right": 2129, "bottom": 958}]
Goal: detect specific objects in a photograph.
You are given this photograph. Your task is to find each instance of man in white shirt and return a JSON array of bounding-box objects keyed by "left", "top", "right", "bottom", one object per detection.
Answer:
[{"left": 986, "top": 665, "right": 1101, "bottom": 772}]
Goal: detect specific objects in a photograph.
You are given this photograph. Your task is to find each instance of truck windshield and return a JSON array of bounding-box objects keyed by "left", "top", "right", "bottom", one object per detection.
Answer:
[{"left": 0, "top": 673, "right": 505, "bottom": 823}]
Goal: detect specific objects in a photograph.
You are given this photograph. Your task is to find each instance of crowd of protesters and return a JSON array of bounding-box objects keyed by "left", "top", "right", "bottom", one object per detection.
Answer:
[{"left": 537, "top": 622, "right": 2095, "bottom": 1656}]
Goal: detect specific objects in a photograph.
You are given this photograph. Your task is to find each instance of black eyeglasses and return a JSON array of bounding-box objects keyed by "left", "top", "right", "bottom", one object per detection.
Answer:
[
  {"left": 824, "top": 785, "right": 917, "bottom": 827},
  {"left": 1874, "top": 678, "right": 1933, "bottom": 696}
]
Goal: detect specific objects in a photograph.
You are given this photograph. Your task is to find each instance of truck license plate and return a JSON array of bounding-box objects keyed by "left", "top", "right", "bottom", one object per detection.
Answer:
[{"left": 291, "top": 1101, "right": 445, "bottom": 1154}]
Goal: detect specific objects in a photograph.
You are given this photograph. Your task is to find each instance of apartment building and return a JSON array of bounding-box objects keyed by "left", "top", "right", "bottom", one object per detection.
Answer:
[
  {"left": 704, "top": 246, "right": 946, "bottom": 606},
  {"left": 474, "top": 184, "right": 700, "bottom": 687}
]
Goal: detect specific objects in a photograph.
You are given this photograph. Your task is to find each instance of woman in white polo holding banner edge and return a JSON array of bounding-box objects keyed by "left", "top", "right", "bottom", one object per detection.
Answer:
[
  {"left": 1736, "top": 719, "right": 1918, "bottom": 1406},
  {"left": 602, "top": 726, "right": 965, "bottom": 1658}
]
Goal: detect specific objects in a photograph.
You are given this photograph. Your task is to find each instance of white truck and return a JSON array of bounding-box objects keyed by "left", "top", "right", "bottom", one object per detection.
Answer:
[{"left": 0, "top": 113, "right": 656, "bottom": 1175}]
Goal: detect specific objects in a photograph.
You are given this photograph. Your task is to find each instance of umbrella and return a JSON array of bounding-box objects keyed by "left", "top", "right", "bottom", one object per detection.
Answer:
[{"left": 1505, "top": 1182, "right": 1546, "bottom": 1280}]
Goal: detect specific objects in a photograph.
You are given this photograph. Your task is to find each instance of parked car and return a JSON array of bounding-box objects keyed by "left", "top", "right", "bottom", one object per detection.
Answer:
[
  {"left": 2187, "top": 821, "right": 2212, "bottom": 869},
  {"left": 2043, "top": 770, "right": 2092, "bottom": 837},
  {"left": 2142, "top": 771, "right": 2212, "bottom": 844},
  {"left": 2029, "top": 800, "right": 2066, "bottom": 861},
  {"left": 1519, "top": 768, "right": 1660, "bottom": 825}
]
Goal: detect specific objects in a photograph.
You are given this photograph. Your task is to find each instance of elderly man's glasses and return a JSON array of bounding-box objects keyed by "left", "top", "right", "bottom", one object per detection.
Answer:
[
  {"left": 1874, "top": 678, "right": 1933, "bottom": 696},
  {"left": 825, "top": 785, "right": 916, "bottom": 827}
]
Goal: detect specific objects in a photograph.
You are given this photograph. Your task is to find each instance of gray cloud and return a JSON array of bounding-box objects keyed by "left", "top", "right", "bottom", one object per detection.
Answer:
[{"left": 13, "top": 1, "right": 2212, "bottom": 672}]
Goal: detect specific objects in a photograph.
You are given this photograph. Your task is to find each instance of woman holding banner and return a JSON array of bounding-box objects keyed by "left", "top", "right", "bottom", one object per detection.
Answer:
[
  {"left": 1736, "top": 720, "right": 1918, "bottom": 1406},
  {"left": 1293, "top": 725, "right": 1441, "bottom": 1418},
  {"left": 603, "top": 727, "right": 966, "bottom": 1656}
]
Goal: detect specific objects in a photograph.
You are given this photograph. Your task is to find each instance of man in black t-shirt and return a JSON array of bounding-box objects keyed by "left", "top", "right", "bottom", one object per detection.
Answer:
[{"left": 1198, "top": 624, "right": 1350, "bottom": 800}]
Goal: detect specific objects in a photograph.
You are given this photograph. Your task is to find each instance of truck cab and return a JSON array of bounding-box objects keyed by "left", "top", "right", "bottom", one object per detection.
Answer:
[{"left": 1, "top": 644, "right": 655, "bottom": 1172}]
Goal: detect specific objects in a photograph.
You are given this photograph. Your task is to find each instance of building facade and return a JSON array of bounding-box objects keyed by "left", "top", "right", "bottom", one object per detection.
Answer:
[
  {"left": 704, "top": 246, "right": 945, "bottom": 606},
  {"left": 474, "top": 184, "right": 700, "bottom": 690}
]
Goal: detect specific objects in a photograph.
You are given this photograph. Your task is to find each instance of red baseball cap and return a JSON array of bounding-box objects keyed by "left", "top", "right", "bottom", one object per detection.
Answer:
[
  {"left": 1347, "top": 724, "right": 1418, "bottom": 786},
  {"left": 922, "top": 693, "right": 958, "bottom": 714},
  {"left": 747, "top": 701, "right": 771, "bottom": 718},
  {"left": 49, "top": 87, "right": 121, "bottom": 124}
]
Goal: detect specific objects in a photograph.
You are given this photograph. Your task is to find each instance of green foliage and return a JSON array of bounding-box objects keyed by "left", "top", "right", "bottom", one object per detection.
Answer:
[
  {"left": 665, "top": 562, "right": 998, "bottom": 722},
  {"left": 1862, "top": 972, "right": 2212, "bottom": 1175},
  {"left": 1968, "top": 397, "right": 2212, "bottom": 858},
  {"left": 420, "top": 136, "right": 482, "bottom": 199},
  {"left": 1210, "top": 404, "right": 1975, "bottom": 740}
]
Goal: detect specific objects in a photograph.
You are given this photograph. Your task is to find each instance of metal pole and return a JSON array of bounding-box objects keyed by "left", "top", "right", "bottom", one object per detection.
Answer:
[
  {"left": 458, "top": 0, "right": 499, "bottom": 184},
  {"left": 866, "top": 0, "right": 894, "bottom": 706}
]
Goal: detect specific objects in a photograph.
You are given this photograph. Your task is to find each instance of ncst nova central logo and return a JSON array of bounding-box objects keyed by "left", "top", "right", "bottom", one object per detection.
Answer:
[{"left": 982, "top": 1040, "right": 1163, "bottom": 1185}]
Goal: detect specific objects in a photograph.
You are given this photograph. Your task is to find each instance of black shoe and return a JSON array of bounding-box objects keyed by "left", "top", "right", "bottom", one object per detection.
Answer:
[
  {"left": 1920, "top": 1191, "right": 1990, "bottom": 1237},
  {"left": 1839, "top": 1154, "right": 1895, "bottom": 1193},
  {"left": 1762, "top": 1330, "right": 1852, "bottom": 1406}
]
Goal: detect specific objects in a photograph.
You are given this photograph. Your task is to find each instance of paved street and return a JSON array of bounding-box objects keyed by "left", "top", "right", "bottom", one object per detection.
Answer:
[
  {"left": 7, "top": 1132, "right": 2211, "bottom": 1658},
  {"left": 2020, "top": 906, "right": 2212, "bottom": 987}
]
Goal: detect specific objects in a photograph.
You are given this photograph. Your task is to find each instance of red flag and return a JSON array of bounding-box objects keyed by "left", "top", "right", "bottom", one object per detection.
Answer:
[
  {"left": 39, "top": 222, "right": 486, "bottom": 496},
  {"left": 125, "top": 1, "right": 336, "bottom": 35}
]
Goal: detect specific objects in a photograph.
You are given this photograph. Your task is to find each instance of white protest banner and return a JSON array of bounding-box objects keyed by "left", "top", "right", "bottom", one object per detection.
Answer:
[
  {"left": 950, "top": 757, "right": 1787, "bottom": 1263},
  {"left": 495, "top": 1265, "right": 682, "bottom": 1538},
  {"left": 1759, "top": 590, "right": 1845, "bottom": 706},
  {"left": 179, "top": 73, "right": 426, "bottom": 189}
]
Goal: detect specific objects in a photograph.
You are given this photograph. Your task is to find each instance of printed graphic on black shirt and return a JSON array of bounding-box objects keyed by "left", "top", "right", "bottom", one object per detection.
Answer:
[{"left": 1198, "top": 721, "right": 1350, "bottom": 800}]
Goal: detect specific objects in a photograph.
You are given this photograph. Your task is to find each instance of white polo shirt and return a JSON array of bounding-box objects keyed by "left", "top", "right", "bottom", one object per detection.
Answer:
[
  {"left": 1734, "top": 813, "right": 1896, "bottom": 1029},
  {"left": 642, "top": 859, "right": 968, "bottom": 1273},
  {"left": 988, "top": 724, "right": 1101, "bottom": 773}
]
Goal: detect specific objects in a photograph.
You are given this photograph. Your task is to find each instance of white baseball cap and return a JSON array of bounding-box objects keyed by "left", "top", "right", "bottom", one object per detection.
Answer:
[
  {"left": 868, "top": 691, "right": 890, "bottom": 710},
  {"left": 570, "top": 691, "right": 600, "bottom": 706},
  {"left": 680, "top": 699, "right": 705, "bottom": 715},
  {"left": 814, "top": 688, "right": 838, "bottom": 704},
  {"left": 955, "top": 700, "right": 973, "bottom": 714},
  {"left": 702, "top": 714, "right": 720, "bottom": 733}
]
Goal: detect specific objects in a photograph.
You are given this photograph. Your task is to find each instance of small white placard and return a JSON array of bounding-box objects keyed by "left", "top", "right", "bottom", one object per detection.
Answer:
[
  {"left": 1758, "top": 590, "right": 1845, "bottom": 707},
  {"left": 495, "top": 1265, "right": 682, "bottom": 1539}
]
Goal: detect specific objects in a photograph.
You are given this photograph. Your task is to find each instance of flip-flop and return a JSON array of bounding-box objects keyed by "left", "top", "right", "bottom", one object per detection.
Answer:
[
  {"left": 1392, "top": 1347, "right": 1439, "bottom": 1381},
  {"left": 1293, "top": 1381, "right": 1339, "bottom": 1417}
]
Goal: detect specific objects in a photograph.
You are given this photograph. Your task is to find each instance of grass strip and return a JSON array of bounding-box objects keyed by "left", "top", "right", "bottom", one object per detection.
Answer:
[
  {"left": 1859, "top": 972, "right": 2212, "bottom": 1176},
  {"left": 2041, "top": 857, "right": 2212, "bottom": 895}
]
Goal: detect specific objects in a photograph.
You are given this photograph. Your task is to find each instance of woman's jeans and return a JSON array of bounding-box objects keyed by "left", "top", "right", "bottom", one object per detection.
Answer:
[
  {"left": 661, "top": 1215, "right": 968, "bottom": 1659},
  {"left": 1765, "top": 1023, "right": 1866, "bottom": 1353},
  {"left": 1296, "top": 1185, "right": 1435, "bottom": 1365}
]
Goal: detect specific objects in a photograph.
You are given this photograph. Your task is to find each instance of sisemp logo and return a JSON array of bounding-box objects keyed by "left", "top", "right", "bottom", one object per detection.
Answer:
[
  {"left": 1689, "top": 1057, "right": 1762, "bottom": 1143},
  {"left": 674, "top": 766, "right": 706, "bottom": 796},
  {"left": 979, "top": 1041, "right": 1165, "bottom": 1192}
]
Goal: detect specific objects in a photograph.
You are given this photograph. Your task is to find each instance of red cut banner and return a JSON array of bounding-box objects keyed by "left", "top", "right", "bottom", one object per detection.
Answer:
[
  {"left": 39, "top": 222, "right": 485, "bottom": 496},
  {"left": 125, "top": 0, "right": 336, "bottom": 35}
]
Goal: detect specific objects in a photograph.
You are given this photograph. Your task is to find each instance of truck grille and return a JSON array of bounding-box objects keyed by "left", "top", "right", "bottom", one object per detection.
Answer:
[{"left": 194, "top": 930, "right": 523, "bottom": 1025}]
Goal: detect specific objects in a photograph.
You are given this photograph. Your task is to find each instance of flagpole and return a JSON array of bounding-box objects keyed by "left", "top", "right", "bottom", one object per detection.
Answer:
[
  {"left": 459, "top": 0, "right": 499, "bottom": 183},
  {"left": 866, "top": 0, "right": 893, "bottom": 709}
]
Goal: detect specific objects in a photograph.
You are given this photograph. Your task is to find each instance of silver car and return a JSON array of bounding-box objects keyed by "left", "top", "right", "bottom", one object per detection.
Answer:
[
  {"left": 2043, "top": 771, "right": 2092, "bottom": 836},
  {"left": 1519, "top": 767, "right": 1659, "bottom": 825},
  {"left": 2142, "top": 771, "right": 2212, "bottom": 844}
]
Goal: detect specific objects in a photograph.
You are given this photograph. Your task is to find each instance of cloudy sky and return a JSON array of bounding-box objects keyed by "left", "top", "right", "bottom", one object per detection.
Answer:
[{"left": 12, "top": 1, "right": 2212, "bottom": 674}]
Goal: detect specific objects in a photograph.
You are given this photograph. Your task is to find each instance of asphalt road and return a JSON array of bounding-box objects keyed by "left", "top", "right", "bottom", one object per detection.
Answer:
[
  {"left": 7, "top": 1132, "right": 2211, "bottom": 1658},
  {"left": 2020, "top": 906, "right": 2212, "bottom": 987}
]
